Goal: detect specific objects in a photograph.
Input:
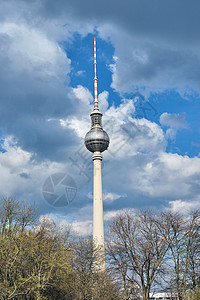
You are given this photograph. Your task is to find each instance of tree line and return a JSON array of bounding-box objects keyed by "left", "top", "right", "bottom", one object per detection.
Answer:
[{"left": 0, "top": 197, "right": 199, "bottom": 300}]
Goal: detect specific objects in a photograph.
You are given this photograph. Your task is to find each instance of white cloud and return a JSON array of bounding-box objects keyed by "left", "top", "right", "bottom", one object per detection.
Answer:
[
  {"left": 72, "top": 85, "right": 93, "bottom": 106},
  {"left": 61, "top": 97, "right": 166, "bottom": 160},
  {"left": 60, "top": 117, "right": 89, "bottom": 138},
  {"left": 104, "top": 209, "right": 124, "bottom": 221},
  {"left": 160, "top": 112, "right": 188, "bottom": 140},
  {"left": 98, "top": 91, "right": 109, "bottom": 113},
  {"left": 40, "top": 209, "right": 93, "bottom": 236},
  {"left": 71, "top": 220, "right": 92, "bottom": 236},
  {"left": 103, "top": 192, "right": 126, "bottom": 203},
  {"left": 0, "top": 22, "right": 70, "bottom": 78},
  {"left": 88, "top": 192, "right": 126, "bottom": 203},
  {"left": 0, "top": 137, "right": 73, "bottom": 205},
  {"left": 125, "top": 152, "right": 200, "bottom": 199},
  {"left": 76, "top": 70, "right": 85, "bottom": 76},
  {"left": 60, "top": 85, "right": 94, "bottom": 138},
  {"left": 168, "top": 199, "right": 200, "bottom": 213},
  {"left": 39, "top": 213, "right": 92, "bottom": 236},
  {"left": 104, "top": 115, "right": 166, "bottom": 158},
  {"left": 105, "top": 99, "right": 135, "bottom": 122},
  {"left": 159, "top": 152, "right": 200, "bottom": 176},
  {"left": 60, "top": 88, "right": 109, "bottom": 138},
  {"left": 160, "top": 112, "right": 188, "bottom": 129}
]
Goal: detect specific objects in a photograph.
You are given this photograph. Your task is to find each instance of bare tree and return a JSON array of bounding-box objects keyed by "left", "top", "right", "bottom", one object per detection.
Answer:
[
  {"left": 160, "top": 210, "right": 200, "bottom": 300},
  {"left": 71, "top": 236, "right": 121, "bottom": 300},
  {"left": 0, "top": 197, "right": 38, "bottom": 235},
  {"left": 107, "top": 210, "right": 170, "bottom": 300},
  {"left": 187, "top": 211, "right": 200, "bottom": 291},
  {"left": 0, "top": 197, "right": 19, "bottom": 235}
]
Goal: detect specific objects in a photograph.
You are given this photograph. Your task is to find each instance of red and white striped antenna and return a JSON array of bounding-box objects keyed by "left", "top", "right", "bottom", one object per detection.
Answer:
[{"left": 94, "top": 37, "right": 99, "bottom": 110}]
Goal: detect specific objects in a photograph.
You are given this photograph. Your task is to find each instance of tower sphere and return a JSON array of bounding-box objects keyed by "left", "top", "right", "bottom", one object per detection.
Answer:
[
  {"left": 84, "top": 110, "right": 109, "bottom": 153},
  {"left": 85, "top": 127, "right": 109, "bottom": 153}
]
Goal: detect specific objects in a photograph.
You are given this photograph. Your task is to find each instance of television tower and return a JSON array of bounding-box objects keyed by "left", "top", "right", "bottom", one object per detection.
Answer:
[{"left": 84, "top": 37, "right": 109, "bottom": 271}]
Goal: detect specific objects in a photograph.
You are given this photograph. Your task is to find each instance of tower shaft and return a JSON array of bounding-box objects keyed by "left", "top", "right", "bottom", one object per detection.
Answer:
[{"left": 93, "top": 151, "right": 105, "bottom": 271}]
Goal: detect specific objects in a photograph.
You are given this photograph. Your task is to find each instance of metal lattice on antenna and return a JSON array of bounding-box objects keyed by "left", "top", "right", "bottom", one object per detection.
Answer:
[{"left": 94, "top": 37, "right": 99, "bottom": 110}]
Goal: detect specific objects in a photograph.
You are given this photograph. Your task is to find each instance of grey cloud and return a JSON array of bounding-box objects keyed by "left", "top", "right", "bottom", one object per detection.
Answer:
[
  {"left": 19, "top": 172, "right": 30, "bottom": 179},
  {"left": 2, "top": 0, "right": 200, "bottom": 95},
  {"left": 0, "top": 27, "right": 79, "bottom": 161},
  {"left": 8, "top": 118, "right": 78, "bottom": 161},
  {"left": 109, "top": 38, "right": 200, "bottom": 94},
  {"left": 31, "top": 0, "right": 200, "bottom": 45},
  {"left": 5, "top": 0, "right": 199, "bottom": 47}
]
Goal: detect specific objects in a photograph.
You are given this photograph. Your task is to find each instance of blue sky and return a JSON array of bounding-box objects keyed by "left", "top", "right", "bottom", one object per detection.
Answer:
[{"left": 0, "top": 0, "right": 200, "bottom": 235}]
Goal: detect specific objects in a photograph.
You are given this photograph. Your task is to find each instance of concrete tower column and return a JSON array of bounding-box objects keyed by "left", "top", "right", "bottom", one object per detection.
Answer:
[
  {"left": 84, "top": 37, "right": 109, "bottom": 272},
  {"left": 92, "top": 151, "right": 105, "bottom": 271}
]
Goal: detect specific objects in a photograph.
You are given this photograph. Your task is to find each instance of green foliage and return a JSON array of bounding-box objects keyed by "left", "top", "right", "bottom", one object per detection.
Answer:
[
  {"left": 0, "top": 198, "right": 121, "bottom": 299},
  {"left": 193, "top": 288, "right": 200, "bottom": 300}
]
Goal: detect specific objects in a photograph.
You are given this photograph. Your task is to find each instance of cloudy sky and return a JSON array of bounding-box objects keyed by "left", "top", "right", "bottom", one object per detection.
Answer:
[{"left": 0, "top": 0, "right": 200, "bottom": 235}]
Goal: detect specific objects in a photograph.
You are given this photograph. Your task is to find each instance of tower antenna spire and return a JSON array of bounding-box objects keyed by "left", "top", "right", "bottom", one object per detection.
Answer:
[{"left": 94, "top": 37, "right": 99, "bottom": 110}]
